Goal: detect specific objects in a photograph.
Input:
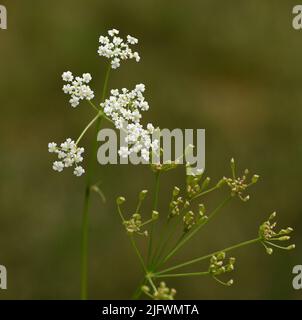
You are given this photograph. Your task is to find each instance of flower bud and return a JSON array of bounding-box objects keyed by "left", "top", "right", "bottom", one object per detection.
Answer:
[
  {"left": 133, "top": 213, "right": 141, "bottom": 219},
  {"left": 139, "top": 190, "right": 148, "bottom": 201},
  {"left": 227, "top": 264, "right": 234, "bottom": 272},
  {"left": 173, "top": 186, "right": 180, "bottom": 197},
  {"left": 243, "top": 195, "right": 250, "bottom": 202},
  {"left": 277, "top": 236, "right": 290, "bottom": 241},
  {"left": 152, "top": 210, "right": 159, "bottom": 220},
  {"left": 141, "top": 285, "right": 150, "bottom": 293},
  {"left": 198, "top": 204, "right": 205, "bottom": 216},
  {"left": 171, "top": 288, "right": 177, "bottom": 295},
  {"left": 183, "top": 200, "right": 190, "bottom": 209},
  {"left": 229, "top": 257, "right": 236, "bottom": 264},
  {"left": 210, "top": 256, "right": 217, "bottom": 263},
  {"left": 116, "top": 196, "right": 126, "bottom": 205},
  {"left": 251, "top": 174, "right": 260, "bottom": 184},
  {"left": 216, "top": 177, "right": 227, "bottom": 188},
  {"left": 200, "top": 215, "right": 208, "bottom": 223},
  {"left": 216, "top": 252, "right": 226, "bottom": 260},
  {"left": 230, "top": 158, "right": 235, "bottom": 170},
  {"left": 286, "top": 244, "right": 295, "bottom": 250},
  {"left": 269, "top": 212, "right": 276, "bottom": 220},
  {"left": 227, "top": 279, "right": 234, "bottom": 286},
  {"left": 201, "top": 177, "right": 211, "bottom": 190}
]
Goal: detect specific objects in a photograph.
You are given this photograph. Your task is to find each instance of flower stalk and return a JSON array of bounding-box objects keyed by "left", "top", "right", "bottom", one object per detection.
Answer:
[
  {"left": 80, "top": 64, "right": 111, "bottom": 300},
  {"left": 147, "top": 171, "right": 161, "bottom": 265}
]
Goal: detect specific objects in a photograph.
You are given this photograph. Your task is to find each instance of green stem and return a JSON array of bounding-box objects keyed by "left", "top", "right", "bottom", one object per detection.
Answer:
[
  {"left": 147, "top": 172, "right": 161, "bottom": 266},
  {"left": 153, "top": 226, "right": 183, "bottom": 269},
  {"left": 146, "top": 275, "right": 157, "bottom": 293},
  {"left": 131, "top": 278, "right": 146, "bottom": 300},
  {"left": 213, "top": 275, "right": 230, "bottom": 286},
  {"left": 76, "top": 112, "right": 103, "bottom": 145},
  {"left": 157, "top": 237, "right": 261, "bottom": 275},
  {"left": 191, "top": 185, "right": 220, "bottom": 201},
  {"left": 117, "top": 204, "right": 125, "bottom": 222},
  {"left": 154, "top": 271, "right": 209, "bottom": 278},
  {"left": 160, "top": 196, "right": 231, "bottom": 267},
  {"left": 141, "top": 218, "right": 155, "bottom": 227},
  {"left": 151, "top": 218, "right": 174, "bottom": 268},
  {"left": 130, "top": 236, "right": 147, "bottom": 273},
  {"left": 265, "top": 241, "right": 291, "bottom": 250},
  {"left": 80, "top": 64, "right": 111, "bottom": 300},
  {"left": 101, "top": 66, "right": 111, "bottom": 103},
  {"left": 88, "top": 100, "right": 100, "bottom": 112}
]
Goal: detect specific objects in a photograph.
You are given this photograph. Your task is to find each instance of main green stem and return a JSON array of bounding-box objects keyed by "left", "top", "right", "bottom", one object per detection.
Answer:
[
  {"left": 80, "top": 65, "right": 111, "bottom": 300},
  {"left": 147, "top": 171, "right": 161, "bottom": 266}
]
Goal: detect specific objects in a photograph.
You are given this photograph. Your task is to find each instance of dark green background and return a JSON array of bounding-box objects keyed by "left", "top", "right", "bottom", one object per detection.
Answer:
[{"left": 0, "top": 0, "right": 301, "bottom": 299}]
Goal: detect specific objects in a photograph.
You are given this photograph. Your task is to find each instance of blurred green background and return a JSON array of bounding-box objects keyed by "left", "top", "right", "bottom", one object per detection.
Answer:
[{"left": 0, "top": 0, "right": 301, "bottom": 299}]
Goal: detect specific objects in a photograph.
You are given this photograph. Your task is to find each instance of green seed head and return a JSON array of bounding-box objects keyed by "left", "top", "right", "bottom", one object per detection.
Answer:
[{"left": 116, "top": 196, "right": 126, "bottom": 205}]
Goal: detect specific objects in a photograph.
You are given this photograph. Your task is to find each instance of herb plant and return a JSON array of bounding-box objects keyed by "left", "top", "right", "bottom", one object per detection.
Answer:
[{"left": 48, "top": 29, "right": 295, "bottom": 300}]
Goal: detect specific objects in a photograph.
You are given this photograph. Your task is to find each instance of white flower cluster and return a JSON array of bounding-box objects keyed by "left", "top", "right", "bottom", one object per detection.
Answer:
[
  {"left": 101, "top": 84, "right": 159, "bottom": 161},
  {"left": 62, "top": 71, "right": 94, "bottom": 107},
  {"left": 98, "top": 28, "right": 140, "bottom": 69},
  {"left": 48, "top": 138, "right": 85, "bottom": 176}
]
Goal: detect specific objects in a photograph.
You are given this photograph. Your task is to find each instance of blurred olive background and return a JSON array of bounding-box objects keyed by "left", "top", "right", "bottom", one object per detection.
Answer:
[{"left": 0, "top": 0, "right": 301, "bottom": 299}]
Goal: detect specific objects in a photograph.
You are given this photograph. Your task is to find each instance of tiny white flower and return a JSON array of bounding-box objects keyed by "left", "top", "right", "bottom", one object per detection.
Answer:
[
  {"left": 77, "top": 147, "right": 85, "bottom": 154},
  {"left": 111, "top": 57, "right": 121, "bottom": 69},
  {"left": 58, "top": 151, "right": 67, "bottom": 159},
  {"left": 74, "top": 154, "right": 84, "bottom": 163},
  {"left": 133, "top": 52, "right": 140, "bottom": 62},
  {"left": 74, "top": 166, "right": 85, "bottom": 177},
  {"left": 99, "top": 35, "right": 109, "bottom": 44},
  {"left": 69, "top": 96, "right": 80, "bottom": 108},
  {"left": 118, "top": 147, "right": 130, "bottom": 158},
  {"left": 135, "top": 83, "right": 145, "bottom": 92},
  {"left": 75, "top": 76, "right": 83, "bottom": 84},
  {"left": 82, "top": 73, "right": 92, "bottom": 83},
  {"left": 111, "top": 89, "right": 119, "bottom": 96},
  {"left": 147, "top": 123, "right": 154, "bottom": 134},
  {"left": 113, "top": 36, "right": 123, "bottom": 46},
  {"left": 108, "top": 28, "right": 119, "bottom": 37},
  {"left": 48, "top": 142, "right": 57, "bottom": 153},
  {"left": 64, "top": 157, "right": 74, "bottom": 167},
  {"left": 140, "top": 101, "right": 149, "bottom": 111},
  {"left": 53, "top": 161, "right": 64, "bottom": 172},
  {"left": 127, "top": 35, "right": 138, "bottom": 45},
  {"left": 63, "top": 84, "right": 72, "bottom": 94},
  {"left": 62, "top": 71, "right": 73, "bottom": 82}
]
